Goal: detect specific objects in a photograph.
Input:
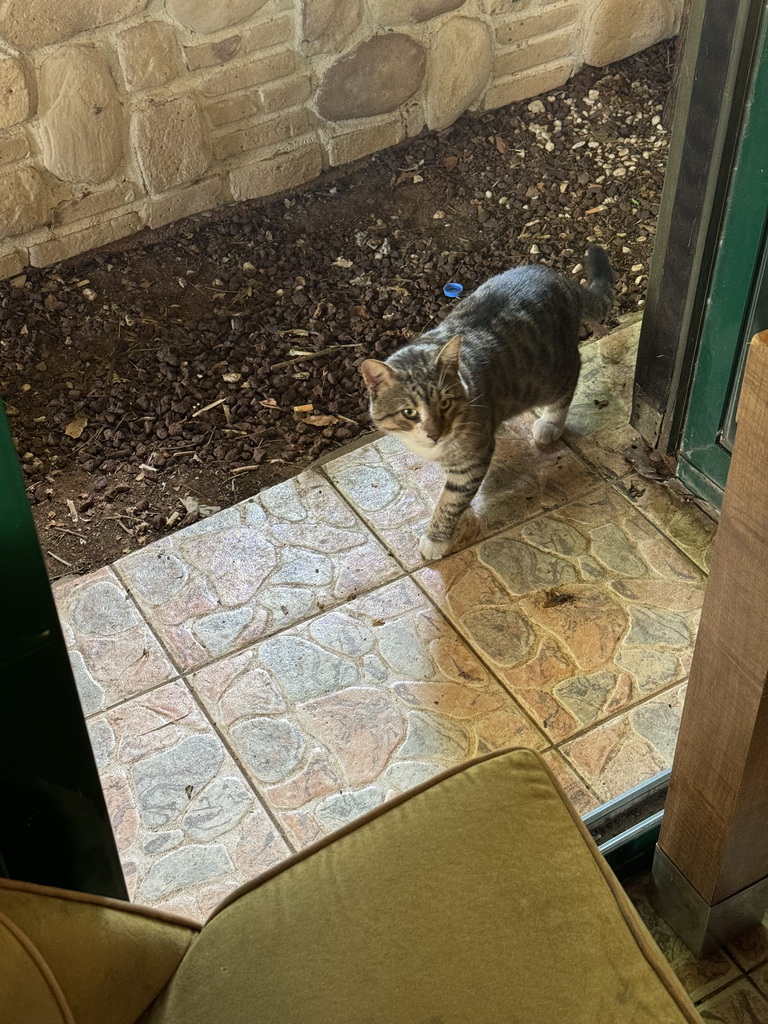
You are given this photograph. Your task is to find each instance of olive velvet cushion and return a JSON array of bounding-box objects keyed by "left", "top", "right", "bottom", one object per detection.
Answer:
[{"left": 1, "top": 748, "right": 699, "bottom": 1024}]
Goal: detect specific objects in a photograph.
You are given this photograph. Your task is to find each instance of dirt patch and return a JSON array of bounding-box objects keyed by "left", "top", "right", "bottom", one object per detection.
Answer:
[{"left": 0, "top": 42, "right": 673, "bottom": 578}]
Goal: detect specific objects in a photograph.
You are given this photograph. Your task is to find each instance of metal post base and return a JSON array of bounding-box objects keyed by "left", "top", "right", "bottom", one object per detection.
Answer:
[{"left": 650, "top": 845, "right": 768, "bottom": 956}]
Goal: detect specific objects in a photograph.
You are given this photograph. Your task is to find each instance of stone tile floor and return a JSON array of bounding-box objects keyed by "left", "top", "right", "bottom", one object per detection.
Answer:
[
  {"left": 627, "top": 875, "right": 768, "bottom": 1022},
  {"left": 53, "top": 318, "right": 720, "bottom": 927}
]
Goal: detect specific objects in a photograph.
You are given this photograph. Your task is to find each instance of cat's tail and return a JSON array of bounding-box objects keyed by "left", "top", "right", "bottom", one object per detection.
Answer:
[{"left": 581, "top": 244, "right": 613, "bottom": 321}]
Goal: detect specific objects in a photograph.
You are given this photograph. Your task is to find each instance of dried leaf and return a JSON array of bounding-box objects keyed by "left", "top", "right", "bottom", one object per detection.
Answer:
[
  {"left": 64, "top": 413, "right": 88, "bottom": 439},
  {"left": 444, "top": 156, "right": 458, "bottom": 171},
  {"left": 303, "top": 414, "right": 340, "bottom": 427},
  {"left": 495, "top": 136, "right": 508, "bottom": 154},
  {"left": 259, "top": 398, "right": 278, "bottom": 408},
  {"left": 222, "top": 372, "right": 241, "bottom": 382}
]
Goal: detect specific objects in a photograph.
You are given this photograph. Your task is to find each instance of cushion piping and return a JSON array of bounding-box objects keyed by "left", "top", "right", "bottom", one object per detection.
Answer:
[
  {"left": 0, "top": 910, "right": 74, "bottom": 1024},
  {"left": 0, "top": 877, "right": 201, "bottom": 932}
]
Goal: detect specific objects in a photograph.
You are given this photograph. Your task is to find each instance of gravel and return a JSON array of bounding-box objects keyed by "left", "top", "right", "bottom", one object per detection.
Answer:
[{"left": 0, "top": 41, "right": 673, "bottom": 577}]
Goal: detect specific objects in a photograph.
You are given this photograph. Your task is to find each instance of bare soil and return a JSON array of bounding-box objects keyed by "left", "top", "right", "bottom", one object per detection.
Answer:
[{"left": 0, "top": 41, "right": 673, "bottom": 578}]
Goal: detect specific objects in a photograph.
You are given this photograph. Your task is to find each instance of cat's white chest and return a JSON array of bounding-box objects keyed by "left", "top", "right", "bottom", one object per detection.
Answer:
[{"left": 397, "top": 431, "right": 444, "bottom": 462}]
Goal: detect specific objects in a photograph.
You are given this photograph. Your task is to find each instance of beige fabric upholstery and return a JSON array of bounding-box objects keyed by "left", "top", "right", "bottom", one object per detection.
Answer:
[
  {"left": 145, "top": 749, "right": 699, "bottom": 1024},
  {"left": 0, "top": 749, "right": 700, "bottom": 1024},
  {"left": 0, "top": 880, "right": 198, "bottom": 1024}
]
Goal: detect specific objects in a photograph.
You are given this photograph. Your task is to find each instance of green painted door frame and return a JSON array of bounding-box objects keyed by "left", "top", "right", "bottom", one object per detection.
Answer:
[{"left": 677, "top": 6, "right": 768, "bottom": 507}]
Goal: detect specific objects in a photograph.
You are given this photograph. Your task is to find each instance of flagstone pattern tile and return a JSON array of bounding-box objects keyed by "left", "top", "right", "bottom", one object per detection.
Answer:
[
  {"left": 189, "top": 577, "right": 547, "bottom": 848},
  {"left": 697, "top": 978, "right": 768, "bottom": 1021},
  {"left": 618, "top": 474, "right": 717, "bottom": 573},
  {"left": 54, "top": 567, "right": 177, "bottom": 716},
  {"left": 417, "top": 484, "right": 703, "bottom": 743},
  {"left": 560, "top": 683, "right": 686, "bottom": 802},
  {"left": 625, "top": 878, "right": 741, "bottom": 1002},
  {"left": 88, "top": 679, "right": 291, "bottom": 922},
  {"left": 563, "top": 320, "right": 642, "bottom": 478},
  {"left": 324, "top": 421, "right": 598, "bottom": 569},
  {"left": 113, "top": 470, "right": 401, "bottom": 673},
  {"left": 727, "top": 920, "right": 768, "bottom": 973}
]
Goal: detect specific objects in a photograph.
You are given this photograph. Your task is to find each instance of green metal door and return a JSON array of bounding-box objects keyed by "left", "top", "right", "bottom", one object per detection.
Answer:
[
  {"left": 0, "top": 399, "right": 127, "bottom": 898},
  {"left": 677, "top": 12, "right": 768, "bottom": 509}
]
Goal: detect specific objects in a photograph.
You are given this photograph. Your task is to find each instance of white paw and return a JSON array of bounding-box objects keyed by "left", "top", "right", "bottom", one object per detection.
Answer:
[
  {"left": 532, "top": 417, "right": 564, "bottom": 445},
  {"left": 419, "top": 533, "right": 452, "bottom": 561}
]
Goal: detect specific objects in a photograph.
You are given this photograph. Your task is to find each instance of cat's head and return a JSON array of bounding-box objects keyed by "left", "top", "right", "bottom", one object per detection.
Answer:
[{"left": 359, "top": 335, "right": 466, "bottom": 459}]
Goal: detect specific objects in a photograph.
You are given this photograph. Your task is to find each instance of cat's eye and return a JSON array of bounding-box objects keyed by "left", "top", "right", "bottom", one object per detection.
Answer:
[
  {"left": 401, "top": 408, "right": 419, "bottom": 420},
  {"left": 439, "top": 397, "right": 452, "bottom": 410}
]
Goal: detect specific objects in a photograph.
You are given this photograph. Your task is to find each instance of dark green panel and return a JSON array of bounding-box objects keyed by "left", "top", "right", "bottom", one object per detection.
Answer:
[{"left": 0, "top": 399, "right": 127, "bottom": 899}]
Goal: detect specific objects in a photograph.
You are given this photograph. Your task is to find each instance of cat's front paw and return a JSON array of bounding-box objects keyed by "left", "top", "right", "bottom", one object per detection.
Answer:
[
  {"left": 419, "top": 533, "right": 453, "bottom": 562},
  {"left": 532, "top": 417, "right": 564, "bottom": 445}
]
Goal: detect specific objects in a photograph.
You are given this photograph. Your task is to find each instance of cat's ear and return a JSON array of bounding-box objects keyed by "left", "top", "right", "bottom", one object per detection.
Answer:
[
  {"left": 360, "top": 359, "right": 396, "bottom": 395},
  {"left": 436, "top": 335, "right": 462, "bottom": 372}
]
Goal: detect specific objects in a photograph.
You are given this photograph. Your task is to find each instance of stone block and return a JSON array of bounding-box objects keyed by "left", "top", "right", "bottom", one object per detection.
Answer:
[
  {"left": 147, "top": 176, "right": 231, "bottom": 229},
  {"left": 0, "top": 129, "right": 30, "bottom": 165},
  {"left": 229, "top": 139, "right": 323, "bottom": 200},
  {"left": 29, "top": 212, "right": 142, "bottom": 267},
  {"left": 325, "top": 116, "right": 404, "bottom": 166},
  {"left": 0, "top": 57, "right": 30, "bottom": 130},
  {"left": 302, "top": 0, "right": 362, "bottom": 55},
  {"left": 206, "top": 93, "right": 263, "bottom": 127},
  {"left": 200, "top": 51, "right": 296, "bottom": 97},
  {"left": 133, "top": 96, "right": 211, "bottom": 195},
  {"left": 166, "top": 0, "right": 269, "bottom": 34},
  {"left": 584, "top": 0, "right": 677, "bottom": 66},
  {"left": 368, "top": 0, "right": 466, "bottom": 25},
  {"left": 38, "top": 47, "right": 123, "bottom": 184},
  {"left": 243, "top": 14, "right": 294, "bottom": 52},
  {"left": 0, "top": 165, "right": 48, "bottom": 236},
  {"left": 496, "top": 2, "right": 579, "bottom": 46},
  {"left": 214, "top": 108, "right": 309, "bottom": 160},
  {"left": 52, "top": 183, "right": 138, "bottom": 227},
  {"left": 317, "top": 34, "right": 427, "bottom": 122},
  {"left": 0, "top": 0, "right": 147, "bottom": 50},
  {"left": 495, "top": 29, "right": 576, "bottom": 77},
  {"left": 260, "top": 76, "right": 311, "bottom": 114},
  {"left": 482, "top": 61, "right": 573, "bottom": 109},
  {"left": 0, "top": 250, "right": 26, "bottom": 280},
  {"left": 185, "top": 35, "right": 242, "bottom": 72},
  {"left": 117, "top": 22, "right": 181, "bottom": 91},
  {"left": 426, "top": 17, "right": 492, "bottom": 131}
]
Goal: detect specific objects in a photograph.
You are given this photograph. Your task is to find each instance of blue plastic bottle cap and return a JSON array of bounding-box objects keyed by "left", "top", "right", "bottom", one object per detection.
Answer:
[{"left": 443, "top": 282, "right": 463, "bottom": 298}]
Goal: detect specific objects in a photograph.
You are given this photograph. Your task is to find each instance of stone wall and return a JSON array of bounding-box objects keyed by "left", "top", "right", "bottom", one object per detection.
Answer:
[{"left": 0, "top": 0, "right": 682, "bottom": 279}]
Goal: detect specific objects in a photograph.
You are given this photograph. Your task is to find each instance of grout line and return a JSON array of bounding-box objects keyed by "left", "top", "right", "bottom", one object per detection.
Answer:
[
  {"left": 85, "top": 671, "right": 183, "bottom": 721},
  {"left": 554, "top": 675, "right": 689, "bottom": 749},
  {"left": 408, "top": 572, "right": 551, "bottom": 750},
  {"left": 608, "top": 475, "right": 712, "bottom": 578},
  {"left": 110, "top": 556, "right": 190, "bottom": 679},
  {"left": 694, "top": 973, "right": 754, "bottom": 1007},
  {"left": 176, "top": 675, "right": 300, "bottom": 855}
]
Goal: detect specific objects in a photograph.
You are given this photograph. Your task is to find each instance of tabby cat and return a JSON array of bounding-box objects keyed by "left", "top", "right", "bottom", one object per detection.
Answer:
[{"left": 360, "top": 245, "right": 613, "bottom": 561}]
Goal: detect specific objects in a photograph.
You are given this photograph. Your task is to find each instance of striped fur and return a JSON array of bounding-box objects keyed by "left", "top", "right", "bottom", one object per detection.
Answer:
[{"left": 360, "top": 246, "right": 613, "bottom": 560}]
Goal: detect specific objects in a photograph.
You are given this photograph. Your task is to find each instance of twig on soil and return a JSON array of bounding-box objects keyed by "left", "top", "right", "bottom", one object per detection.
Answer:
[
  {"left": 192, "top": 397, "right": 227, "bottom": 417},
  {"left": 53, "top": 526, "right": 86, "bottom": 540},
  {"left": 47, "top": 551, "right": 74, "bottom": 568},
  {"left": 270, "top": 344, "right": 360, "bottom": 371},
  {"left": 229, "top": 465, "right": 263, "bottom": 475}
]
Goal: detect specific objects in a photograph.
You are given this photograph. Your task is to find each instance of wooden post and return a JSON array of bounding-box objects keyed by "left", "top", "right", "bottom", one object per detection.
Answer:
[{"left": 650, "top": 330, "right": 768, "bottom": 953}]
